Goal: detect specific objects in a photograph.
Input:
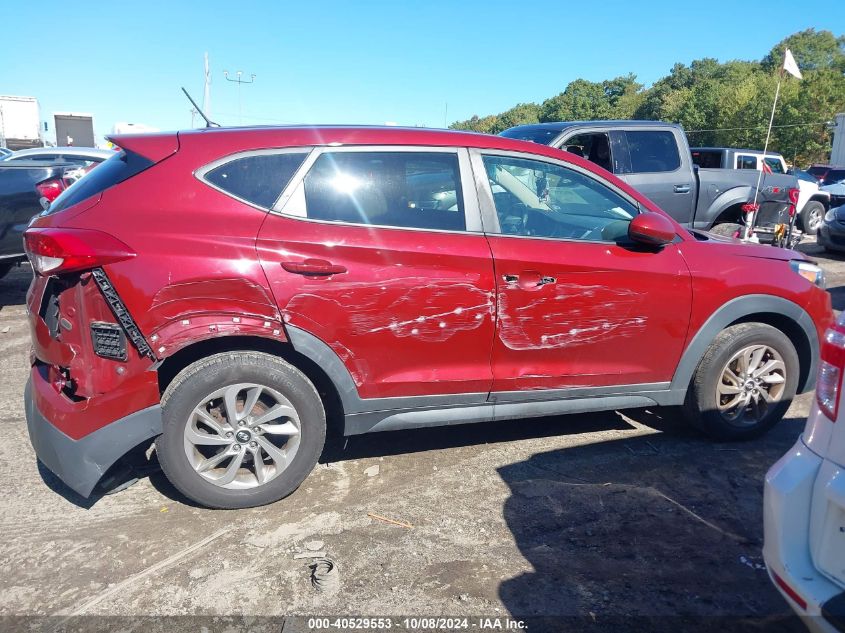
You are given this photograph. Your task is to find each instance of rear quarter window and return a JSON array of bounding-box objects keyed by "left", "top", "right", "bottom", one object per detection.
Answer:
[{"left": 203, "top": 152, "right": 307, "bottom": 208}]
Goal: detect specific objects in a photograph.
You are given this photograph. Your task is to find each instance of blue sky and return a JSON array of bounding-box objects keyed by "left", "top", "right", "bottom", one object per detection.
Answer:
[{"left": 1, "top": 0, "right": 843, "bottom": 145}]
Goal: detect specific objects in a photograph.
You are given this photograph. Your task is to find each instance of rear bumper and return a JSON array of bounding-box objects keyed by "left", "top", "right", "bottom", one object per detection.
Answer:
[
  {"left": 764, "top": 437, "right": 844, "bottom": 631},
  {"left": 25, "top": 376, "right": 162, "bottom": 497}
]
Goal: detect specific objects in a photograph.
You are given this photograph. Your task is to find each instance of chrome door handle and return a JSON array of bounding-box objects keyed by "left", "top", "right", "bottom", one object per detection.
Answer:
[
  {"left": 502, "top": 274, "right": 519, "bottom": 284},
  {"left": 538, "top": 276, "right": 556, "bottom": 286},
  {"left": 674, "top": 184, "right": 691, "bottom": 194}
]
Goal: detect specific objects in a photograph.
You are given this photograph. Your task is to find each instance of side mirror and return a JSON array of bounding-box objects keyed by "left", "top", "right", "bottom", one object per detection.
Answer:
[{"left": 628, "top": 212, "right": 676, "bottom": 247}]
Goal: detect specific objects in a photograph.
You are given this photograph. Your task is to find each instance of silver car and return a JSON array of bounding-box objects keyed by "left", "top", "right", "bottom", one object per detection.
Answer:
[{"left": 1, "top": 146, "right": 114, "bottom": 167}]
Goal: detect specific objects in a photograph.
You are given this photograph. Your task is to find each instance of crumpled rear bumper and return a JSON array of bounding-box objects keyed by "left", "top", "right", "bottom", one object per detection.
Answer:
[{"left": 25, "top": 376, "right": 162, "bottom": 497}]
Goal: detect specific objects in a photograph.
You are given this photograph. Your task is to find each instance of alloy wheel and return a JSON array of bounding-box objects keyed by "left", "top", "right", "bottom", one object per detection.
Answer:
[
  {"left": 715, "top": 344, "right": 786, "bottom": 427},
  {"left": 183, "top": 383, "right": 301, "bottom": 489},
  {"left": 808, "top": 207, "right": 823, "bottom": 232}
]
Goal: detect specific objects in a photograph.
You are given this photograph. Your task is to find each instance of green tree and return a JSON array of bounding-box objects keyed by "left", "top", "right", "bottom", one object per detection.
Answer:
[
  {"left": 763, "top": 28, "right": 845, "bottom": 73},
  {"left": 449, "top": 29, "right": 844, "bottom": 164}
]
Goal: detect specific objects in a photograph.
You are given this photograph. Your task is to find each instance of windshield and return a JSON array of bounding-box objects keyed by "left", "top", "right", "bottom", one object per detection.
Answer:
[
  {"left": 822, "top": 169, "right": 845, "bottom": 186},
  {"left": 791, "top": 168, "right": 818, "bottom": 183},
  {"left": 499, "top": 127, "right": 562, "bottom": 146}
]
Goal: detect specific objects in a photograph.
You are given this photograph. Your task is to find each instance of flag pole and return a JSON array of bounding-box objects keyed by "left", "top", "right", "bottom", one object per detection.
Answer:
[{"left": 745, "top": 72, "right": 782, "bottom": 240}]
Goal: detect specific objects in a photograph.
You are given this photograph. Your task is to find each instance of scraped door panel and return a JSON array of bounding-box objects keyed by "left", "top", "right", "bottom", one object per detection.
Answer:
[
  {"left": 475, "top": 150, "right": 692, "bottom": 393},
  {"left": 257, "top": 148, "right": 496, "bottom": 400},
  {"left": 488, "top": 237, "right": 692, "bottom": 391}
]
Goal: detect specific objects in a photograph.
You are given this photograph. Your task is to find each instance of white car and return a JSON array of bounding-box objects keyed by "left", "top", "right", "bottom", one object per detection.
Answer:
[
  {"left": 821, "top": 180, "right": 845, "bottom": 210},
  {"left": 764, "top": 313, "right": 845, "bottom": 632}
]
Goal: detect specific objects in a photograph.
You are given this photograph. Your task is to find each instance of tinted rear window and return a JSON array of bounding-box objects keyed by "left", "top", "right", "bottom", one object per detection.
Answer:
[
  {"left": 44, "top": 150, "right": 152, "bottom": 215},
  {"left": 691, "top": 150, "right": 723, "bottom": 168},
  {"left": 204, "top": 152, "right": 307, "bottom": 208},
  {"left": 625, "top": 130, "right": 681, "bottom": 173}
]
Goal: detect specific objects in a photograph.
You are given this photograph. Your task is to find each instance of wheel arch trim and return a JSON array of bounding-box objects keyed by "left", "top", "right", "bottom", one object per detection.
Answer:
[{"left": 671, "top": 294, "right": 819, "bottom": 395}]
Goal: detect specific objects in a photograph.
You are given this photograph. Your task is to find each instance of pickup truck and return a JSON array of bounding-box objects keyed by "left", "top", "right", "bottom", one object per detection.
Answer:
[
  {"left": 691, "top": 146, "right": 830, "bottom": 235},
  {"left": 0, "top": 161, "right": 77, "bottom": 279},
  {"left": 500, "top": 121, "right": 799, "bottom": 239}
]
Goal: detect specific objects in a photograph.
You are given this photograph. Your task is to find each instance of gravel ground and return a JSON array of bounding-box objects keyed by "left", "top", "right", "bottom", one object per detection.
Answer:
[{"left": 1, "top": 241, "right": 843, "bottom": 632}]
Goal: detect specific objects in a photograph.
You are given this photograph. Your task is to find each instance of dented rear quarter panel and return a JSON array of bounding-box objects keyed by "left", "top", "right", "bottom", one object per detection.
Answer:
[{"left": 32, "top": 143, "right": 287, "bottom": 358}]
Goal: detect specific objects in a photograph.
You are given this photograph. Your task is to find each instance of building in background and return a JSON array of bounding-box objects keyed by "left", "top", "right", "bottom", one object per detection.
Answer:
[
  {"left": 832, "top": 113, "right": 845, "bottom": 166},
  {"left": 0, "top": 95, "right": 42, "bottom": 149}
]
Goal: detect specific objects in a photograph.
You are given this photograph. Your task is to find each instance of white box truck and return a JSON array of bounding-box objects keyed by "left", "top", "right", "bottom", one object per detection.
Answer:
[{"left": 0, "top": 95, "right": 42, "bottom": 150}]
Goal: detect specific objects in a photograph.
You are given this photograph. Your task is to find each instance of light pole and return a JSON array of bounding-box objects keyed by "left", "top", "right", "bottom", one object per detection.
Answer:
[{"left": 223, "top": 70, "right": 256, "bottom": 125}]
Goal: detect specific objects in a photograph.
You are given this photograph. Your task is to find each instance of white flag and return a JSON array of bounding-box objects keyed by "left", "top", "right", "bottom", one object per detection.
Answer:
[{"left": 783, "top": 48, "right": 803, "bottom": 79}]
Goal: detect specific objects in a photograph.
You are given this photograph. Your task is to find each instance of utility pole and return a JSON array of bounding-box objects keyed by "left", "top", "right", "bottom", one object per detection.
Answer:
[
  {"left": 223, "top": 70, "right": 256, "bottom": 125},
  {"left": 203, "top": 52, "right": 211, "bottom": 119}
]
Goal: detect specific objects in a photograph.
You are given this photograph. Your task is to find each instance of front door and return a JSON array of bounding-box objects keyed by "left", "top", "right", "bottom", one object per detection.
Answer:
[
  {"left": 257, "top": 146, "right": 496, "bottom": 400},
  {"left": 471, "top": 149, "right": 692, "bottom": 395}
]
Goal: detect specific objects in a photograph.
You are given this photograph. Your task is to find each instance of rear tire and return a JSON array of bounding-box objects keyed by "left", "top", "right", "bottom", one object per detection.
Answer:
[
  {"left": 682, "top": 323, "right": 798, "bottom": 441},
  {"left": 800, "top": 201, "right": 824, "bottom": 236},
  {"left": 157, "top": 351, "right": 326, "bottom": 509},
  {"left": 709, "top": 222, "right": 742, "bottom": 238}
]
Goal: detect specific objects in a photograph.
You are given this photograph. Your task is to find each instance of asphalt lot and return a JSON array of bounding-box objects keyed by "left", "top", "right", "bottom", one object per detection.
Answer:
[{"left": 1, "top": 241, "right": 844, "bottom": 632}]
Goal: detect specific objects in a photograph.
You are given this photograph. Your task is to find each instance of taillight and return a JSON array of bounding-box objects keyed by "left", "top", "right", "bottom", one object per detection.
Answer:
[
  {"left": 817, "top": 326, "right": 845, "bottom": 421},
  {"left": 787, "top": 187, "right": 800, "bottom": 217},
  {"left": 772, "top": 570, "right": 807, "bottom": 611},
  {"left": 35, "top": 177, "right": 66, "bottom": 203},
  {"left": 23, "top": 228, "right": 135, "bottom": 276}
]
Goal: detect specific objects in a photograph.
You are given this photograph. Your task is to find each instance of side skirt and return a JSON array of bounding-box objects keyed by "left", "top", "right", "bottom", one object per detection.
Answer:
[{"left": 344, "top": 388, "right": 686, "bottom": 436}]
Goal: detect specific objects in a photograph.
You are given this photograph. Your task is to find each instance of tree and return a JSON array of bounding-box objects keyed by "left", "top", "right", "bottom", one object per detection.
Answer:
[
  {"left": 449, "top": 30, "right": 844, "bottom": 164},
  {"left": 763, "top": 29, "right": 845, "bottom": 73}
]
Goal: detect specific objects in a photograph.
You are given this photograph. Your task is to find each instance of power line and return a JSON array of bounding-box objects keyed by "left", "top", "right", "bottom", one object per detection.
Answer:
[{"left": 687, "top": 121, "right": 831, "bottom": 133}]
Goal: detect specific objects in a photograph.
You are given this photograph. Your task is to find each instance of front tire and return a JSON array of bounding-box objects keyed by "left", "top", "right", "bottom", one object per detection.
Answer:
[
  {"left": 157, "top": 351, "right": 326, "bottom": 509},
  {"left": 800, "top": 201, "right": 824, "bottom": 236},
  {"left": 682, "top": 323, "right": 798, "bottom": 441}
]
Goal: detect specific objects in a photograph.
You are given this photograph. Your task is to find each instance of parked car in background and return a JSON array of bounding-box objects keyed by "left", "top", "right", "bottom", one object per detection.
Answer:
[
  {"left": 23, "top": 126, "right": 831, "bottom": 509},
  {"left": 817, "top": 180, "right": 845, "bottom": 253},
  {"left": 691, "top": 147, "right": 830, "bottom": 235},
  {"left": 0, "top": 160, "right": 79, "bottom": 278},
  {"left": 808, "top": 164, "right": 845, "bottom": 187},
  {"left": 1, "top": 146, "right": 114, "bottom": 167},
  {"left": 764, "top": 311, "right": 845, "bottom": 632},
  {"left": 822, "top": 179, "right": 845, "bottom": 209},
  {"left": 500, "top": 122, "right": 799, "bottom": 241}
]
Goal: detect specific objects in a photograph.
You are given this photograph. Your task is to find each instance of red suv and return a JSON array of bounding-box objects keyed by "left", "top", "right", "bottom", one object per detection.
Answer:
[{"left": 23, "top": 126, "right": 832, "bottom": 509}]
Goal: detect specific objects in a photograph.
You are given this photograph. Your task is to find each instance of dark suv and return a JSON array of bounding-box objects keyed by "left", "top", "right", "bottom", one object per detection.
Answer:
[{"left": 24, "top": 126, "right": 831, "bottom": 508}]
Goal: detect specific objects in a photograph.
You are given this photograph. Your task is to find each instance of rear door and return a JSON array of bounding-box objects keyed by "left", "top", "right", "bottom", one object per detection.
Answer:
[
  {"left": 255, "top": 146, "right": 496, "bottom": 401},
  {"left": 471, "top": 149, "right": 691, "bottom": 394},
  {"left": 614, "top": 129, "right": 695, "bottom": 225}
]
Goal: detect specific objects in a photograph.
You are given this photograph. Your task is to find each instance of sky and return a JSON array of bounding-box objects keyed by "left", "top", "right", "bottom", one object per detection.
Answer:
[{"left": 1, "top": 0, "right": 843, "bottom": 146}]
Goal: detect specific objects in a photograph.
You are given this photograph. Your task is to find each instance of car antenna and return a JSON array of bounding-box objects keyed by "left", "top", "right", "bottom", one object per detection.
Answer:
[{"left": 181, "top": 87, "right": 219, "bottom": 128}]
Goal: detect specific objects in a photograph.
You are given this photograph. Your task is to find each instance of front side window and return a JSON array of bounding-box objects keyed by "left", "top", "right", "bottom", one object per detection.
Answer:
[
  {"left": 482, "top": 155, "right": 637, "bottom": 242},
  {"left": 565, "top": 133, "right": 612, "bottom": 172},
  {"left": 625, "top": 130, "right": 681, "bottom": 173},
  {"left": 737, "top": 155, "right": 758, "bottom": 170},
  {"left": 300, "top": 152, "right": 465, "bottom": 231},
  {"left": 204, "top": 152, "right": 307, "bottom": 208}
]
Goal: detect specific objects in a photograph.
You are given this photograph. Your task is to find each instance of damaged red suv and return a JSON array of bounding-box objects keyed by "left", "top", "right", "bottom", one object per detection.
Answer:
[{"left": 24, "top": 126, "right": 832, "bottom": 508}]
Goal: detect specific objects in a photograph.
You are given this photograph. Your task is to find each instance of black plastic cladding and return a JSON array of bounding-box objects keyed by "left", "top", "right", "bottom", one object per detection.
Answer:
[{"left": 90, "top": 268, "right": 155, "bottom": 359}]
